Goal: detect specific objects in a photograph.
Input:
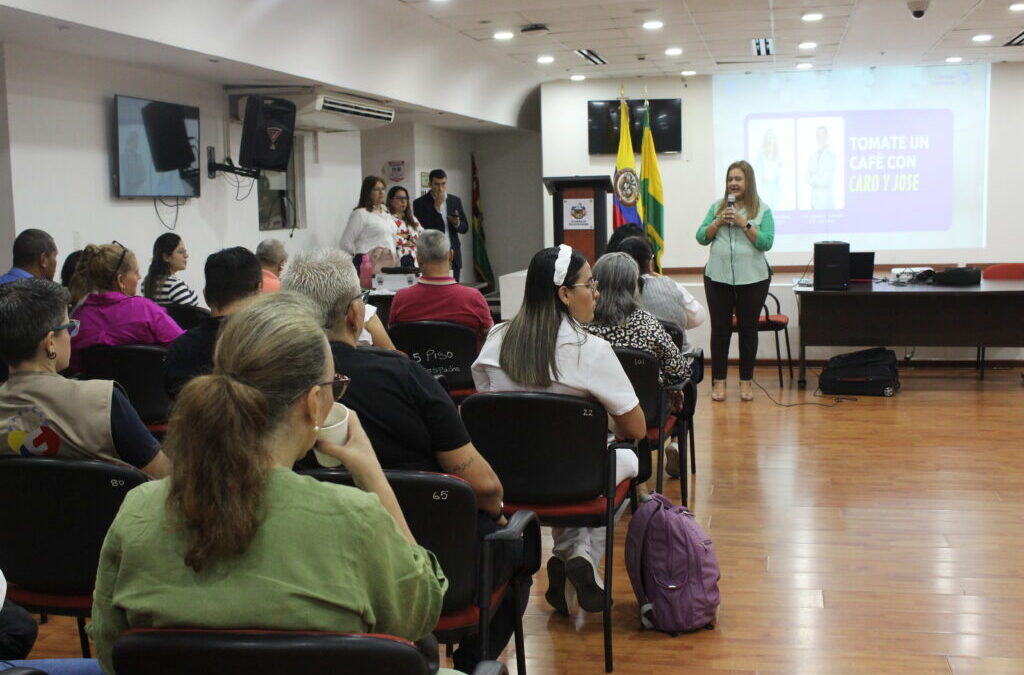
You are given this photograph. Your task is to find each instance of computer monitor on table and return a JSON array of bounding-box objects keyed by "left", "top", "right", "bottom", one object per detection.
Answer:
[{"left": 849, "top": 252, "right": 875, "bottom": 283}]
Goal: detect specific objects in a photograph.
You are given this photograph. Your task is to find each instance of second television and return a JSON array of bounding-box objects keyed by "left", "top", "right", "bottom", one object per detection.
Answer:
[{"left": 115, "top": 95, "right": 200, "bottom": 198}]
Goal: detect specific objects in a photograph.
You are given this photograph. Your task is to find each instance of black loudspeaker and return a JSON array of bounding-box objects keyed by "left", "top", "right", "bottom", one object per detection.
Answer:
[
  {"left": 239, "top": 96, "right": 297, "bottom": 171},
  {"left": 814, "top": 241, "right": 850, "bottom": 291}
]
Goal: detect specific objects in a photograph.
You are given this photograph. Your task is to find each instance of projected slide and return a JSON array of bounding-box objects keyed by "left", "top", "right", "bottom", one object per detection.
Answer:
[{"left": 714, "top": 66, "right": 989, "bottom": 253}]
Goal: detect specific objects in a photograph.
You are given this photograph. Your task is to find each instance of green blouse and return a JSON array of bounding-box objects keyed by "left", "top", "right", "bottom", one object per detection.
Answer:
[
  {"left": 695, "top": 200, "right": 775, "bottom": 286},
  {"left": 91, "top": 468, "right": 447, "bottom": 674}
]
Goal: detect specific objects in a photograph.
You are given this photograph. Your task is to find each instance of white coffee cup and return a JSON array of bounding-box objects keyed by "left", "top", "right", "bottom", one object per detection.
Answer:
[{"left": 313, "top": 402, "right": 350, "bottom": 468}]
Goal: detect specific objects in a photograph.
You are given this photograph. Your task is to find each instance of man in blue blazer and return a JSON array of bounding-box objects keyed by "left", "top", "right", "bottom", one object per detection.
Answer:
[{"left": 413, "top": 169, "right": 470, "bottom": 281}]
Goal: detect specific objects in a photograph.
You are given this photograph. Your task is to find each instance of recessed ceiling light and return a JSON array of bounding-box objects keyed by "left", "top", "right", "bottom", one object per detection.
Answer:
[
  {"left": 665, "top": 47, "right": 683, "bottom": 56},
  {"left": 946, "top": 56, "right": 963, "bottom": 63},
  {"left": 571, "top": 74, "right": 586, "bottom": 81},
  {"left": 972, "top": 33, "right": 993, "bottom": 42},
  {"left": 681, "top": 70, "right": 697, "bottom": 76},
  {"left": 494, "top": 31, "right": 514, "bottom": 40},
  {"left": 798, "top": 41, "right": 817, "bottom": 50},
  {"left": 643, "top": 20, "right": 664, "bottom": 30},
  {"left": 801, "top": 12, "right": 824, "bottom": 22},
  {"left": 796, "top": 62, "right": 814, "bottom": 70},
  {"left": 1010, "top": 2, "right": 1024, "bottom": 10},
  {"left": 537, "top": 55, "right": 554, "bottom": 64}
]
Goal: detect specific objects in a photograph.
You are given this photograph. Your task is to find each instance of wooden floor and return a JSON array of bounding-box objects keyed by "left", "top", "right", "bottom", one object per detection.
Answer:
[{"left": 28, "top": 366, "right": 1024, "bottom": 674}]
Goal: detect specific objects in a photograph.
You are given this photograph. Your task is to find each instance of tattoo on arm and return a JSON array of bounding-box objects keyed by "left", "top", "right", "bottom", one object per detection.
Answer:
[{"left": 450, "top": 455, "right": 475, "bottom": 475}]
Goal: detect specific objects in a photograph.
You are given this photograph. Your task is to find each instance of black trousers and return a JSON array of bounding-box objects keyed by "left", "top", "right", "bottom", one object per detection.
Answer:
[
  {"left": 0, "top": 600, "right": 38, "bottom": 661},
  {"left": 704, "top": 276, "right": 771, "bottom": 381}
]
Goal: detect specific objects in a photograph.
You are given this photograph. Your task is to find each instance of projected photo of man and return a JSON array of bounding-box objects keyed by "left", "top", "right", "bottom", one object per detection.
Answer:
[{"left": 799, "top": 120, "right": 844, "bottom": 211}]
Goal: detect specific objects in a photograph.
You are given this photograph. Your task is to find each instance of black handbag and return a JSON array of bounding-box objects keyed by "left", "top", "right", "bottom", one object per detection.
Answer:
[{"left": 819, "top": 347, "right": 900, "bottom": 397}]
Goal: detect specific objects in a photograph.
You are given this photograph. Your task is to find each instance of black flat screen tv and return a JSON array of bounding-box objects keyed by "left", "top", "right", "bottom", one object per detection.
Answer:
[
  {"left": 115, "top": 95, "right": 200, "bottom": 198},
  {"left": 587, "top": 98, "right": 682, "bottom": 154}
]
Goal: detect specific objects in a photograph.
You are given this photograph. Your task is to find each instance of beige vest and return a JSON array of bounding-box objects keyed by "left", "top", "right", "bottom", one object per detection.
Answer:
[{"left": 0, "top": 371, "right": 123, "bottom": 466}]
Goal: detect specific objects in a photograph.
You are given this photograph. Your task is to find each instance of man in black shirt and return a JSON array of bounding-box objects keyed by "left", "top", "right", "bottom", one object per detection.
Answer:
[
  {"left": 283, "top": 249, "right": 525, "bottom": 673},
  {"left": 163, "top": 247, "right": 262, "bottom": 398}
]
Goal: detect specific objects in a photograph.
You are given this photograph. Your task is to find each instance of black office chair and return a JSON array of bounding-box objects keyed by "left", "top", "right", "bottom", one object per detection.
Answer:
[
  {"left": 613, "top": 347, "right": 690, "bottom": 497},
  {"left": 296, "top": 469, "right": 539, "bottom": 675},
  {"left": 389, "top": 321, "right": 480, "bottom": 401},
  {"left": 161, "top": 303, "right": 210, "bottom": 331},
  {"left": 0, "top": 456, "right": 148, "bottom": 656},
  {"left": 0, "top": 356, "right": 7, "bottom": 383},
  {"left": 78, "top": 345, "right": 172, "bottom": 431},
  {"left": 113, "top": 629, "right": 509, "bottom": 675},
  {"left": 658, "top": 320, "right": 704, "bottom": 384},
  {"left": 675, "top": 378, "right": 699, "bottom": 504},
  {"left": 461, "top": 392, "right": 636, "bottom": 673}
]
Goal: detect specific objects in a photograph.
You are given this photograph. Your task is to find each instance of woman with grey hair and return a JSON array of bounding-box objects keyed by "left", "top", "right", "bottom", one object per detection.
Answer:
[{"left": 587, "top": 252, "right": 690, "bottom": 388}]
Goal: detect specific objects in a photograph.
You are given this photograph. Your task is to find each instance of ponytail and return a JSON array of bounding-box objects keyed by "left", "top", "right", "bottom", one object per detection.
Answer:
[
  {"left": 143, "top": 233, "right": 180, "bottom": 301},
  {"left": 163, "top": 292, "right": 326, "bottom": 572},
  {"left": 69, "top": 243, "right": 134, "bottom": 306}
]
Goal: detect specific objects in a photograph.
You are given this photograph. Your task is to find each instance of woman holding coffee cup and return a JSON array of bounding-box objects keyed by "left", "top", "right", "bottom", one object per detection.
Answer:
[{"left": 90, "top": 293, "right": 447, "bottom": 675}]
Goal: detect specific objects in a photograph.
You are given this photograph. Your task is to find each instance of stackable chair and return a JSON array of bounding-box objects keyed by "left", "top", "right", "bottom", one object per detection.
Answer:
[
  {"left": 658, "top": 320, "right": 705, "bottom": 385},
  {"left": 161, "top": 303, "right": 210, "bottom": 331},
  {"left": 461, "top": 392, "right": 637, "bottom": 673},
  {"left": 0, "top": 456, "right": 148, "bottom": 656},
  {"left": 731, "top": 291, "right": 792, "bottom": 386},
  {"left": 977, "top": 263, "right": 1024, "bottom": 378},
  {"left": 296, "top": 468, "right": 539, "bottom": 675},
  {"left": 113, "top": 629, "right": 509, "bottom": 675},
  {"left": 389, "top": 321, "right": 480, "bottom": 402},
  {"left": 78, "top": 345, "right": 172, "bottom": 433}
]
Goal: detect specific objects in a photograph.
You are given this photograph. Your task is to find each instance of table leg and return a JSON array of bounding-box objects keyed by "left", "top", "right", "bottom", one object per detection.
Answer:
[{"left": 798, "top": 343, "right": 807, "bottom": 389}]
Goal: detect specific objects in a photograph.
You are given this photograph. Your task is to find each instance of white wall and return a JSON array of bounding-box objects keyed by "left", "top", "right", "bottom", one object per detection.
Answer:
[
  {"left": 473, "top": 130, "right": 545, "bottom": 279},
  {"left": 541, "top": 77, "right": 716, "bottom": 267},
  {"left": 0, "top": 44, "right": 15, "bottom": 267},
  {"left": 1, "top": 42, "right": 361, "bottom": 298},
  {"left": 360, "top": 123, "right": 415, "bottom": 194},
  {"left": 0, "top": 0, "right": 542, "bottom": 130},
  {"left": 414, "top": 124, "right": 474, "bottom": 281}
]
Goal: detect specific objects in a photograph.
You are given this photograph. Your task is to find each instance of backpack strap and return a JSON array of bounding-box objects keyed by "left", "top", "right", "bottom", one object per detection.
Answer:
[{"left": 632, "top": 493, "right": 673, "bottom": 623}]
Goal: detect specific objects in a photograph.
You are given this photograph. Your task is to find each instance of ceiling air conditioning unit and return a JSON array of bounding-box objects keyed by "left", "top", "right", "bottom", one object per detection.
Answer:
[{"left": 233, "top": 89, "right": 395, "bottom": 132}]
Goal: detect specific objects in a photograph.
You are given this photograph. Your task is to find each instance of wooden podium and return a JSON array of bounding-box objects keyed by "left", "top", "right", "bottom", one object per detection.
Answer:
[{"left": 543, "top": 175, "right": 613, "bottom": 265}]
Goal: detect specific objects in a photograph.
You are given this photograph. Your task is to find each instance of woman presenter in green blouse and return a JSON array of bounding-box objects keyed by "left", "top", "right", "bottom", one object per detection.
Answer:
[{"left": 696, "top": 160, "right": 775, "bottom": 402}]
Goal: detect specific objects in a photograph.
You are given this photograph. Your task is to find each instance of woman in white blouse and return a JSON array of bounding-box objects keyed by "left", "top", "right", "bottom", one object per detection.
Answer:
[
  {"left": 472, "top": 245, "right": 645, "bottom": 617},
  {"left": 339, "top": 176, "right": 397, "bottom": 273}
]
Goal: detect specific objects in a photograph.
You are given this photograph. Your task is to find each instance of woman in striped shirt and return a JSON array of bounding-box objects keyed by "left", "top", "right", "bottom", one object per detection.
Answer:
[{"left": 143, "top": 233, "right": 198, "bottom": 306}]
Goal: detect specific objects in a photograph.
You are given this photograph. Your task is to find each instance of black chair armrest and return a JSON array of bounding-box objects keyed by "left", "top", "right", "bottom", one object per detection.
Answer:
[
  {"left": 414, "top": 634, "right": 440, "bottom": 674},
  {"left": 664, "top": 377, "right": 693, "bottom": 392},
  {"left": 472, "top": 662, "right": 509, "bottom": 675},
  {"left": 609, "top": 439, "right": 638, "bottom": 453},
  {"left": 484, "top": 509, "right": 538, "bottom": 543},
  {"left": 483, "top": 510, "right": 542, "bottom": 580},
  {"left": 434, "top": 373, "right": 449, "bottom": 391}
]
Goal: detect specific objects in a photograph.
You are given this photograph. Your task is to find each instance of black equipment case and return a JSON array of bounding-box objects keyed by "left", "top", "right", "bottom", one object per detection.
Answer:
[{"left": 819, "top": 347, "right": 900, "bottom": 397}]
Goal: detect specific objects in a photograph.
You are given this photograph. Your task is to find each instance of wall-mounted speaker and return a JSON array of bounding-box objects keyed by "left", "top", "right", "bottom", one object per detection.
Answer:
[{"left": 239, "top": 96, "right": 297, "bottom": 171}]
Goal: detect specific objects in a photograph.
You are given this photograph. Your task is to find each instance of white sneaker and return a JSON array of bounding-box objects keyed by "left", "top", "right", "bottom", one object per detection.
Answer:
[{"left": 665, "top": 441, "right": 680, "bottom": 478}]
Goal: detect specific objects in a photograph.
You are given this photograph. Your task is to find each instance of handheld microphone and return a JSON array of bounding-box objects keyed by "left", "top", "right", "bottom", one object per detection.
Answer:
[{"left": 727, "top": 194, "right": 736, "bottom": 207}]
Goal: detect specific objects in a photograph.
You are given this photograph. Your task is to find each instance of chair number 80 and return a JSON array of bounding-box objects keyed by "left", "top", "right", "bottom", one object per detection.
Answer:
[
  {"left": 432, "top": 490, "right": 449, "bottom": 500},
  {"left": 110, "top": 479, "right": 125, "bottom": 487}
]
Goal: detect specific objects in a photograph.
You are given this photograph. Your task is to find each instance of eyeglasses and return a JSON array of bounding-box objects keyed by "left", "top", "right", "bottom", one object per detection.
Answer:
[
  {"left": 51, "top": 319, "right": 80, "bottom": 337},
  {"left": 569, "top": 279, "right": 600, "bottom": 292},
  {"left": 349, "top": 289, "right": 371, "bottom": 306},
  {"left": 111, "top": 240, "right": 128, "bottom": 275},
  {"left": 321, "top": 373, "right": 351, "bottom": 401},
  {"left": 392, "top": 195, "right": 409, "bottom": 201}
]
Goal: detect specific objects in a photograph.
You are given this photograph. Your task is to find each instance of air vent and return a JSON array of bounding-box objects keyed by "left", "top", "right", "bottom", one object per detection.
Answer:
[
  {"left": 1006, "top": 30, "right": 1024, "bottom": 46},
  {"left": 318, "top": 96, "right": 394, "bottom": 122},
  {"left": 575, "top": 49, "right": 608, "bottom": 65},
  {"left": 751, "top": 38, "right": 775, "bottom": 56},
  {"left": 521, "top": 23, "right": 549, "bottom": 34}
]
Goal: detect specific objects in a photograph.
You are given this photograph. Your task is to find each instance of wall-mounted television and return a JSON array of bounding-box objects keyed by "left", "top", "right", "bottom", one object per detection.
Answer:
[
  {"left": 115, "top": 95, "right": 200, "bottom": 198},
  {"left": 587, "top": 98, "right": 682, "bottom": 155}
]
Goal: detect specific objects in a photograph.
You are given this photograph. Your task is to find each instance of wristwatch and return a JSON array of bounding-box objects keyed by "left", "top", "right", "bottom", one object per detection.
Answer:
[{"left": 745, "top": 222, "right": 752, "bottom": 230}]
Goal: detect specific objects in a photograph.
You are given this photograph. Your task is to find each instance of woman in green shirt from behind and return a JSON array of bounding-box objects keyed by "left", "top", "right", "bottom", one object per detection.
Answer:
[
  {"left": 91, "top": 292, "right": 448, "bottom": 674},
  {"left": 696, "top": 160, "right": 775, "bottom": 402}
]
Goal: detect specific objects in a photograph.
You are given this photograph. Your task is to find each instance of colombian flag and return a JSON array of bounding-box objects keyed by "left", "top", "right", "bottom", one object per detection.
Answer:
[
  {"left": 640, "top": 103, "right": 665, "bottom": 271},
  {"left": 612, "top": 100, "right": 642, "bottom": 229}
]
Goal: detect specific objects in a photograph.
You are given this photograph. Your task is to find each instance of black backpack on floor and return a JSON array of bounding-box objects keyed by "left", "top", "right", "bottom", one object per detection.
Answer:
[{"left": 819, "top": 347, "right": 900, "bottom": 397}]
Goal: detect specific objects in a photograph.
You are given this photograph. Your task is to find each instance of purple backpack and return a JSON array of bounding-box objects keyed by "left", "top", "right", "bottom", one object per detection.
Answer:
[{"left": 626, "top": 493, "right": 720, "bottom": 633}]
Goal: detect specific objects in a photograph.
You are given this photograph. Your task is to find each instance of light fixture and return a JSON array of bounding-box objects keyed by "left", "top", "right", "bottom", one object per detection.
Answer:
[
  {"left": 797, "top": 62, "right": 814, "bottom": 70},
  {"left": 681, "top": 70, "right": 697, "bottom": 76},
  {"left": 494, "top": 31, "right": 514, "bottom": 40},
  {"left": 571, "top": 74, "right": 586, "bottom": 81},
  {"left": 945, "top": 56, "right": 963, "bottom": 63},
  {"left": 643, "top": 20, "right": 664, "bottom": 30},
  {"left": 801, "top": 12, "right": 824, "bottom": 22},
  {"left": 665, "top": 47, "right": 683, "bottom": 56},
  {"left": 1010, "top": 2, "right": 1024, "bottom": 10},
  {"left": 972, "top": 33, "right": 993, "bottom": 42},
  {"left": 799, "top": 41, "right": 817, "bottom": 50},
  {"left": 537, "top": 55, "right": 554, "bottom": 64}
]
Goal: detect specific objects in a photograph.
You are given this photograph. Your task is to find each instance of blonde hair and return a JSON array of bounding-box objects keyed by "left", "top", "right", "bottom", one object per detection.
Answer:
[
  {"left": 69, "top": 243, "right": 136, "bottom": 305},
  {"left": 165, "top": 292, "right": 327, "bottom": 572},
  {"left": 716, "top": 160, "right": 761, "bottom": 221}
]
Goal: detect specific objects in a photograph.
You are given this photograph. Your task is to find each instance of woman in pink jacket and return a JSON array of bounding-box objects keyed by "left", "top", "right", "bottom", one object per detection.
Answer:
[{"left": 69, "top": 242, "right": 183, "bottom": 370}]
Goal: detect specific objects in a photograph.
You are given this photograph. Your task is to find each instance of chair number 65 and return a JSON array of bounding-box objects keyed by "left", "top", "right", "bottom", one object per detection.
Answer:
[
  {"left": 432, "top": 490, "right": 449, "bottom": 500},
  {"left": 582, "top": 409, "right": 594, "bottom": 417}
]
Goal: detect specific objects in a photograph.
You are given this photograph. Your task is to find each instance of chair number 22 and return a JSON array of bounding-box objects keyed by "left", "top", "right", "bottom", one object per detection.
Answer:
[
  {"left": 583, "top": 409, "right": 594, "bottom": 417},
  {"left": 432, "top": 490, "right": 449, "bottom": 500}
]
